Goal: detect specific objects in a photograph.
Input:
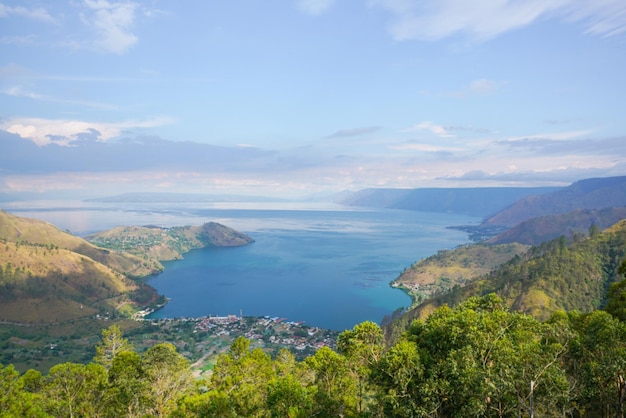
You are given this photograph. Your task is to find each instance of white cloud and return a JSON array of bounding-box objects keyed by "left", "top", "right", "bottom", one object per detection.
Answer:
[
  {"left": 3, "top": 85, "right": 119, "bottom": 110},
  {"left": 563, "top": 0, "right": 626, "bottom": 37},
  {"left": 326, "top": 126, "right": 381, "bottom": 138},
  {"left": 501, "top": 129, "right": 593, "bottom": 142},
  {"left": 82, "top": 0, "right": 139, "bottom": 54},
  {"left": 0, "top": 116, "right": 173, "bottom": 146},
  {"left": 297, "top": 0, "right": 335, "bottom": 16},
  {"left": 402, "top": 121, "right": 455, "bottom": 138},
  {"left": 435, "top": 78, "right": 507, "bottom": 98},
  {"left": 0, "top": 34, "right": 37, "bottom": 46},
  {"left": 370, "top": 0, "right": 626, "bottom": 41},
  {"left": 467, "top": 78, "right": 500, "bottom": 95},
  {"left": 0, "top": 3, "right": 57, "bottom": 24},
  {"left": 389, "top": 142, "right": 465, "bottom": 152}
]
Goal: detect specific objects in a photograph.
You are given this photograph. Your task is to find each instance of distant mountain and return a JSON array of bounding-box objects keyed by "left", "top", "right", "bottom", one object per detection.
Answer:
[
  {"left": 0, "top": 210, "right": 161, "bottom": 324},
  {"left": 484, "top": 176, "right": 626, "bottom": 227},
  {"left": 340, "top": 187, "right": 562, "bottom": 217},
  {"left": 86, "top": 192, "right": 285, "bottom": 203},
  {"left": 85, "top": 222, "right": 254, "bottom": 262},
  {"left": 385, "top": 219, "right": 626, "bottom": 342},
  {"left": 487, "top": 207, "right": 626, "bottom": 245}
]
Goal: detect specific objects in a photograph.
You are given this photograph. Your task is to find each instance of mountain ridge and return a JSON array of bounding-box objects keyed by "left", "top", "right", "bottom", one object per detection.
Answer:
[
  {"left": 339, "top": 186, "right": 562, "bottom": 217},
  {"left": 483, "top": 175, "right": 626, "bottom": 227}
]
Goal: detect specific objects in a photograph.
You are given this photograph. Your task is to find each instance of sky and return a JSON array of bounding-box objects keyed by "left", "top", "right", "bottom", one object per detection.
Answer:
[{"left": 1, "top": 0, "right": 626, "bottom": 199}]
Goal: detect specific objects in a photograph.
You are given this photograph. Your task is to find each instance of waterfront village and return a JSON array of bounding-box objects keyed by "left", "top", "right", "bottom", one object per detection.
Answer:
[{"left": 129, "top": 312, "right": 340, "bottom": 377}]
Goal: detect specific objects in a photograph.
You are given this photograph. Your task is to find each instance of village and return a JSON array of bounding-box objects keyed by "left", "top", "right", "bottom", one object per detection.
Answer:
[{"left": 130, "top": 313, "right": 340, "bottom": 376}]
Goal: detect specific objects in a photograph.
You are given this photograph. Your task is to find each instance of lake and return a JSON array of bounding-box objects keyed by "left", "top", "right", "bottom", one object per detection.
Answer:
[{"left": 4, "top": 201, "right": 478, "bottom": 330}]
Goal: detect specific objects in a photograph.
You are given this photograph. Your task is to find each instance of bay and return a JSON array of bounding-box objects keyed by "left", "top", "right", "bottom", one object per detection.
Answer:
[
  {"left": 145, "top": 206, "right": 477, "bottom": 330},
  {"left": 4, "top": 201, "right": 478, "bottom": 330}
]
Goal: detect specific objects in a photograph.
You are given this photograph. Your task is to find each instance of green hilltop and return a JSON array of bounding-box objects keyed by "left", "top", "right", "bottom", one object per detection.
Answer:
[{"left": 85, "top": 222, "right": 254, "bottom": 264}]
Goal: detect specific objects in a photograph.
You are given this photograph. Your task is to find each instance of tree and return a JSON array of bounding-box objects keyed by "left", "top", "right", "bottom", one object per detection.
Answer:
[
  {"left": 141, "top": 343, "right": 193, "bottom": 418},
  {"left": 397, "top": 295, "right": 570, "bottom": 417},
  {"left": 566, "top": 310, "right": 626, "bottom": 417},
  {"left": 209, "top": 337, "right": 276, "bottom": 417},
  {"left": 605, "top": 259, "right": 626, "bottom": 321},
  {"left": 93, "top": 325, "right": 133, "bottom": 369},
  {"left": 374, "top": 339, "right": 425, "bottom": 417},
  {"left": 306, "top": 346, "right": 357, "bottom": 416},
  {"left": 337, "top": 321, "right": 384, "bottom": 414},
  {"left": 0, "top": 364, "right": 47, "bottom": 417},
  {"left": 43, "top": 362, "right": 107, "bottom": 418},
  {"left": 267, "top": 374, "right": 313, "bottom": 418},
  {"left": 107, "top": 350, "right": 147, "bottom": 417}
]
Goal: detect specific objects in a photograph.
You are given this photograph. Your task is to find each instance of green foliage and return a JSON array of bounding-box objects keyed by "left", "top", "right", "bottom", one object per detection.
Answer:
[
  {"left": 44, "top": 362, "right": 107, "bottom": 417},
  {"left": 395, "top": 221, "right": 626, "bottom": 332},
  {"left": 565, "top": 310, "right": 626, "bottom": 417},
  {"left": 0, "top": 363, "right": 47, "bottom": 417},
  {"left": 106, "top": 350, "right": 146, "bottom": 417},
  {"left": 4, "top": 295, "right": 626, "bottom": 416},
  {"left": 93, "top": 325, "right": 134, "bottom": 369},
  {"left": 605, "top": 259, "right": 626, "bottom": 321}
]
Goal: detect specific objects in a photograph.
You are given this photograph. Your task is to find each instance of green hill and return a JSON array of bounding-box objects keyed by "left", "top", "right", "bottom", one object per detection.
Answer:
[
  {"left": 386, "top": 219, "right": 626, "bottom": 341},
  {"left": 85, "top": 222, "right": 254, "bottom": 262},
  {"left": 393, "top": 242, "right": 530, "bottom": 303}
]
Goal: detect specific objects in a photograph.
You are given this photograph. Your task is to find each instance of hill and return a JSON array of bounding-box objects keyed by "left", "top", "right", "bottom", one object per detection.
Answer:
[
  {"left": 487, "top": 207, "right": 626, "bottom": 245},
  {"left": 386, "top": 219, "right": 626, "bottom": 341},
  {"left": 85, "top": 222, "right": 254, "bottom": 261},
  {"left": 483, "top": 175, "right": 626, "bottom": 227},
  {"left": 0, "top": 210, "right": 158, "bottom": 278},
  {"left": 393, "top": 243, "right": 530, "bottom": 303},
  {"left": 0, "top": 210, "right": 162, "bottom": 324},
  {"left": 339, "top": 186, "right": 561, "bottom": 217},
  {"left": 0, "top": 212, "right": 254, "bottom": 325}
]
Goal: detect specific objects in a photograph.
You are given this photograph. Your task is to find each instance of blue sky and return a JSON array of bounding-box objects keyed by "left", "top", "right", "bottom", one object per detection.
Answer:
[{"left": 1, "top": 0, "right": 626, "bottom": 198}]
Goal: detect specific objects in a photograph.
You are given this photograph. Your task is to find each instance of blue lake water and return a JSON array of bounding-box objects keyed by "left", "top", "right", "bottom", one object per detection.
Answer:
[{"left": 4, "top": 201, "right": 478, "bottom": 330}]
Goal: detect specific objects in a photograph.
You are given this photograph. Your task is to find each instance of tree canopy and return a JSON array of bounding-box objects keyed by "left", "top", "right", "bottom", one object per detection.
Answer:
[{"left": 3, "top": 294, "right": 626, "bottom": 417}]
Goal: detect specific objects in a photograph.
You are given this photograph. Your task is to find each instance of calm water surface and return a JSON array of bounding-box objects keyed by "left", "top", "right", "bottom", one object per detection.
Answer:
[{"left": 5, "top": 201, "right": 478, "bottom": 330}]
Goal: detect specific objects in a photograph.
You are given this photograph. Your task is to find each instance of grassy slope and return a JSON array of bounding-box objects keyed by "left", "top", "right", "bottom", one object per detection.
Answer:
[
  {"left": 0, "top": 210, "right": 157, "bottom": 277},
  {"left": 0, "top": 211, "right": 160, "bottom": 324},
  {"left": 394, "top": 220, "right": 626, "bottom": 334},
  {"left": 394, "top": 243, "right": 530, "bottom": 303}
]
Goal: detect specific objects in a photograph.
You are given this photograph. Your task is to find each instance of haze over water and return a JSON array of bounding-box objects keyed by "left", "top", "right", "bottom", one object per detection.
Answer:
[{"left": 5, "top": 201, "right": 478, "bottom": 330}]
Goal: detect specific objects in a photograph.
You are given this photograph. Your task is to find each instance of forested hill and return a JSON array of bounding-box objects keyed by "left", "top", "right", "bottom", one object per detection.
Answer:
[
  {"left": 386, "top": 219, "right": 626, "bottom": 341},
  {"left": 338, "top": 186, "right": 561, "bottom": 217}
]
